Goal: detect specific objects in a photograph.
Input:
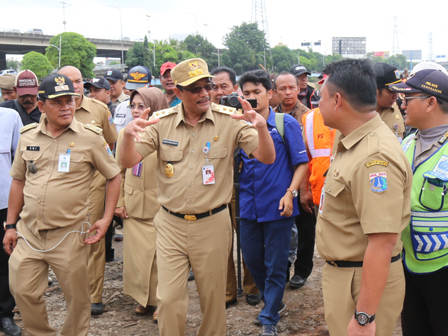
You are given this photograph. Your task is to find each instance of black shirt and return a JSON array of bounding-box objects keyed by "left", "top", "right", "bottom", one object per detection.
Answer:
[{"left": 0, "top": 99, "right": 41, "bottom": 126}]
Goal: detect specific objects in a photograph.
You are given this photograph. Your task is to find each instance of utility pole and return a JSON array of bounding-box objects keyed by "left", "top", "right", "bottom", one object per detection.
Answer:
[
  {"left": 204, "top": 24, "right": 208, "bottom": 40},
  {"left": 108, "top": 5, "right": 124, "bottom": 70},
  {"left": 187, "top": 13, "right": 198, "bottom": 35},
  {"left": 50, "top": 35, "right": 62, "bottom": 69},
  {"left": 60, "top": 2, "right": 71, "bottom": 32},
  {"left": 146, "top": 15, "right": 156, "bottom": 71}
]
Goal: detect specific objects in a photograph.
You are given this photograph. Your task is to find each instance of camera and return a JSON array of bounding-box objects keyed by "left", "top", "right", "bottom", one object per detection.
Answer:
[{"left": 219, "top": 92, "right": 257, "bottom": 110}]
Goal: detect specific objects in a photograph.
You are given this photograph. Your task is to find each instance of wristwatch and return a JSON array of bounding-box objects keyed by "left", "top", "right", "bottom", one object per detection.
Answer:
[
  {"left": 3, "top": 222, "right": 17, "bottom": 231},
  {"left": 355, "top": 310, "right": 375, "bottom": 326},
  {"left": 286, "top": 188, "right": 298, "bottom": 198}
]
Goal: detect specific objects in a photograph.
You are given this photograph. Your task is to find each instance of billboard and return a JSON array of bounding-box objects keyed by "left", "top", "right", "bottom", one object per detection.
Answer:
[
  {"left": 301, "top": 41, "right": 322, "bottom": 47},
  {"left": 373, "top": 51, "right": 390, "bottom": 59},
  {"left": 402, "top": 50, "right": 422, "bottom": 60},
  {"left": 332, "top": 37, "right": 366, "bottom": 55}
]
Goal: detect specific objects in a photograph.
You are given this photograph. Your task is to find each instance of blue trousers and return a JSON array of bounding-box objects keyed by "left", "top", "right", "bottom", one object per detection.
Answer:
[{"left": 240, "top": 217, "right": 295, "bottom": 325}]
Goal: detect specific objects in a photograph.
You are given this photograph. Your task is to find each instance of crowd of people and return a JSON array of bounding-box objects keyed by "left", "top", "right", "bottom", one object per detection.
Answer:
[{"left": 1, "top": 55, "right": 448, "bottom": 336}]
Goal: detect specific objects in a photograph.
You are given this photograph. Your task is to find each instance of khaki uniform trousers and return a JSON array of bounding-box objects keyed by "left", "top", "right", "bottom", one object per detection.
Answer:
[
  {"left": 226, "top": 192, "right": 258, "bottom": 302},
  {"left": 154, "top": 207, "right": 232, "bottom": 336},
  {"left": 123, "top": 217, "right": 157, "bottom": 307},
  {"left": 87, "top": 171, "right": 106, "bottom": 303},
  {"left": 322, "top": 260, "right": 405, "bottom": 336},
  {"left": 9, "top": 222, "right": 90, "bottom": 336}
]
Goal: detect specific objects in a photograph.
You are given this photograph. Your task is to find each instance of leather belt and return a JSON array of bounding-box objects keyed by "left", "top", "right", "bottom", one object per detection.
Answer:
[
  {"left": 326, "top": 254, "right": 401, "bottom": 268},
  {"left": 162, "top": 204, "right": 227, "bottom": 221}
]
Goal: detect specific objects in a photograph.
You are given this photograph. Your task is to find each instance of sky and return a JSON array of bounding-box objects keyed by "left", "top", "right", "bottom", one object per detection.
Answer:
[{"left": 1, "top": 0, "right": 447, "bottom": 61}]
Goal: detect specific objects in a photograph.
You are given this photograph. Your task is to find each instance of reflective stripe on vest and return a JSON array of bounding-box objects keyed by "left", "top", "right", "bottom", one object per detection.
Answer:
[
  {"left": 306, "top": 112, "right": 331, "bottom": 158},
  {"left": 402, "top": 137, "right": 448, "bottom": 273}
]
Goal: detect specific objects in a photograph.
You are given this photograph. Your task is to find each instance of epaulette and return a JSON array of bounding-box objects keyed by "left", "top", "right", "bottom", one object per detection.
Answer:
[
  {"left": 212, "top": 103, "right": 242, "bottom": 115},
  {"left": 20, "top": 123, "right": 38, "bottom": 134},
  {"left": 89, "top": 97, "right": 108, "bottom": 109},
  {"left": 152, "top": 106, "right": 177, "bottom": 119},
  {"left": 84, "top": 123, "right": 103, "bottom": 134}
]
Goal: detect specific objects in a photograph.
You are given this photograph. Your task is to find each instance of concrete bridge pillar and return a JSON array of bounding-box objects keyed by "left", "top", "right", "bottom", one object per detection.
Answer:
[{"left": 0, "top": 52, "right": 6, "bottom": 70}]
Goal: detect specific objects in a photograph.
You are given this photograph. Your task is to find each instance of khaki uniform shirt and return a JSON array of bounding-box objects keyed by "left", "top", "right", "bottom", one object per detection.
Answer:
[
  {"left": 134, "top": 102, "right": 259, "bottom": 214},
  {"left": 116, "top": 129, "right": 159, "bottom": 219},
  {"left": 378, "top": 103, "right": 405, "bottom": 140},
  {"left": 75, "top": 96, "right": 118, "bottom": 144},
  {"left": 316, "top": 114, "right": 412, "bottom": 261},
  {"left": 113, "top": 91, "right": 130, "bottom": 106},
  {"left": 38, "top": 96, "right": 118, "bottom": 145},
  {"left": 10, "top": 119, "right": 121, "bottom": 236},
  {"left": 274, "top": 100, "right": 310, "bottom": 127}
]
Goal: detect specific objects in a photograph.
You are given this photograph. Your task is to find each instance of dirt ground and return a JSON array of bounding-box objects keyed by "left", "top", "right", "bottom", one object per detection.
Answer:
[{"left": 11, "top": 237, "right": 403, "bottom": 336}]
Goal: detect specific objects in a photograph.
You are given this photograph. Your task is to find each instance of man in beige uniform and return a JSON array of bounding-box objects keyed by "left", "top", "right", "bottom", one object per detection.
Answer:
[
  {"left": 316, "top": 59, "right": 412, "bottom": 336},
  {"left": 2, "top": 74, "right": 121, "bottom": 336},
  {"left": 58, "top": 66, "right": 118, "bottom": 315},
  {"left": 374, "top": 62, "right": 405, "bottom": 142},
  {"left": 119, "top": 58, "right": 275, "bottom": 336}
]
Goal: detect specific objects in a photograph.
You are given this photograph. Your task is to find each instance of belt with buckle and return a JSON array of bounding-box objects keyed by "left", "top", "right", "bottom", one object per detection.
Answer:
[
  {"left": 326, "top": 254, "right": 401, "bottom": 268},
  {"left": 162, "top": 204, "right": 227, "bottom": 221}
]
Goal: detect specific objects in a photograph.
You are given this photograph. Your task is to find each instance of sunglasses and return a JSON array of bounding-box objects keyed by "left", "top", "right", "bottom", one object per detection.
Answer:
[{"left": 181, "top": 83, "right": 215, "bottom": 94}]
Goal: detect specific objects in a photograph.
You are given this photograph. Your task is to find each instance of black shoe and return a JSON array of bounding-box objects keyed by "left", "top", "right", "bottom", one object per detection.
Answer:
[
  {"left": 188, "top": 269, "right": 194, "bottom": 281},
  {"left": 0, "top": 316, "right": 21, "bottom": 336},
  {"left": 225, "top": 298, "right": 237, "bottom": 309},
  {"left": 91, "top": 302, "right": 104, "bottom": 315},
  {"left": 289, "top": 275, "right": 307, "bottom": 289},
  {"left": 254, "top": 302, "right": 286, "bottom": 326},
  {"left": 286, "top": 261, "right": 292, "bottom": 283},
  {"left": 260, "top": 324, "right": 277, "bottom": 336},
  {"left": 246, "top": 293, "right": 261, "bottom": 305}
]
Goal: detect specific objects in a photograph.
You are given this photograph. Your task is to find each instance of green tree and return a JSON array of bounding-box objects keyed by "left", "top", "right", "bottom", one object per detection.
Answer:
[
  {"left": 271, "top": 46, "right": 296, "bottom": 73},
  {"left": 46, "top": 32, "right": 96, "bottom": 78},
  {"left": 21, "top": 51, "right": 53, "bottom": 80},
  {"left": 223, "top": 22, "right": 268, "bottom": 54},
  {"left": 125, "top": 42, "right": 144, "bottom": 68},
  {"left": 387, "top": 54, "right": 407, "bottom": 70},
  {"left": 6, "top": 58, "right": 20, "bottom": 71},
  {"left": 182, "top": 34, "right": 219, "bottom": 69}
]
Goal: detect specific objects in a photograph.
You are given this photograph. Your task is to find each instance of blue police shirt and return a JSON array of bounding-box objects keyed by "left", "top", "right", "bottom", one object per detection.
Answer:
[{"left": 239, "top": 108, "right": 308, "bottom": 222}]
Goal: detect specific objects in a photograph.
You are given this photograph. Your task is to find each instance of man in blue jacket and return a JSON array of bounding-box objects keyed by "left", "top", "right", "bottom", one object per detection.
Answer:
[{"left": 238, "top": 70, "right": 309, "bottom": 336}]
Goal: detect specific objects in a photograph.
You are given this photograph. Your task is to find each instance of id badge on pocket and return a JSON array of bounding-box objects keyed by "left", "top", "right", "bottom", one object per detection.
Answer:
[
  {"left": 58, "top": 153, "right": 70, "bottom": 172},
  {"left": 202, "top": 165, "right": 215, "bottom": 185}
]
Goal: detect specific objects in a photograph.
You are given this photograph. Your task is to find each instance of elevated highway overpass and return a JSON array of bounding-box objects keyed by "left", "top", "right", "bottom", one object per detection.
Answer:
[{"left": 0, "top": 31, "right": 135, "bottom": 69}]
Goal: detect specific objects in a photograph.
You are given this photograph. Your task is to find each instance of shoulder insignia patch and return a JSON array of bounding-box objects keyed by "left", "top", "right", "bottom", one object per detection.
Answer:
[
  {"left": 212, "top": 103, "right": 240, "bottom": 115},
  {"left": 365, "top": 160, "right": 389, "bottom": 168},
  {"left": 20, "top": 123, "right": 38, "bottom": 134},
  {"left": 84, "top": 123, "right": 103, "bottom": 134},
  {"left": 152, "top": 107, "right": 177, "bottom": 119},
  {"left": 370, "top": 172, "right": 388, "bottom": 193}
]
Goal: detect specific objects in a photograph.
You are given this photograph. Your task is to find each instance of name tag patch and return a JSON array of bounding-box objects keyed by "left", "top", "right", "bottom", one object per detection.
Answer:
[
  {"left": 26, "top": 146, "right": 40, "bottom": 151},
  {"left": 162, "top": 139, "right": 179, "bottom": 147},
  {"left": 116, "top": 113, "right": 126, "bottom": 118},
  {"left": 370, "top": 172, "right": 388, "bottom": 193},
  {"left": 365, "top": 160, "right": 389, "bottom": 168}
]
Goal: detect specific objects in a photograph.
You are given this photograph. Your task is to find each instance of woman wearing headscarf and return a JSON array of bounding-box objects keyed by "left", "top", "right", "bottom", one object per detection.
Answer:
[{"left": 115, "top": 87, "right": 169, "bottom": 320}]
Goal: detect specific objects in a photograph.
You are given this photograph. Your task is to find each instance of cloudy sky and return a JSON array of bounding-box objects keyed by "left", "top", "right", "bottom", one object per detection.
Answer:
[{"left": 1, "top": 0, "right": 447, "bottom": 60}]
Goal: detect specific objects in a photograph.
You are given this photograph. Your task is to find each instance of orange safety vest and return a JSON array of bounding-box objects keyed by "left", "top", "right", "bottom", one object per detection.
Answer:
[{"left": 301, "top": 108, "right": 336, "bottom": 206}]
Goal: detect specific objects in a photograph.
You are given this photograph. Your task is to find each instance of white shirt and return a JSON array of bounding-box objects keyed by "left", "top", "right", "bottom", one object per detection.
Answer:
[
  {"left": 113, "top": 100, "right": 133, "bottom": 134},
  {"left": 0, "top": 107, "right": 22, "bottom": 209}
]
